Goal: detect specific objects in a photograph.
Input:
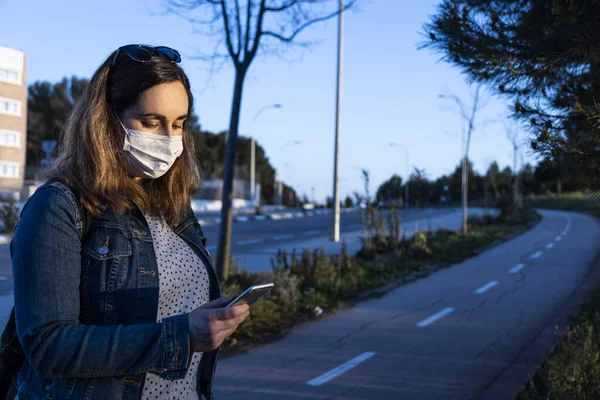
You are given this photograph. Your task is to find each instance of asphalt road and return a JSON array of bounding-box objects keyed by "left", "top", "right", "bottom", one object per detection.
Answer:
[
  {"left": 201, "top": 208, "right": 453, "bottom": 254},
  {"left": 212, "top": 210, "right": 600, "bottom": 399}
]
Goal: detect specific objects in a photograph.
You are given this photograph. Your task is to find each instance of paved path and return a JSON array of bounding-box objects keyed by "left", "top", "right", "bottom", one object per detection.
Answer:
[{"left": 212, "top": 210, "right": 600, "bottom": 399}]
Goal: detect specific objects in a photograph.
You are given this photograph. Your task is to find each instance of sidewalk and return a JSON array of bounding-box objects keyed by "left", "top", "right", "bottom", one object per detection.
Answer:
[{"left": 233, "top": 208, "right": 495, "bottom": 273}]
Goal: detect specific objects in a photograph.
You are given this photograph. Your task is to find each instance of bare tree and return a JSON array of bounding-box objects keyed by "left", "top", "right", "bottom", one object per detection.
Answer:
[
  {"left": 165, "top": 0, "right": 356, "bottom": 281},
  {"left": 505, "top": 119, "right": 521, "bottom": 212},
  {"left": 439, "top": 84, "right": 485, "bottom": 234}
]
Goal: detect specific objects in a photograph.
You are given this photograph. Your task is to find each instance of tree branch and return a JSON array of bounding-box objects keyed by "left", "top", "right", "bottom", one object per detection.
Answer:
[
  {"left": 246, "top": 0, "right": 267, "bottom": 63},
  {"left": 166, "top": 0, "right": 220, "bottom": 10},
  {"left": 441, "top": 93, "right": 469, "bottom": 121},
  {"left": 244, "top": 0, "right": 253, "bottom": 55},
  {"left": 234, "top": 0, "right": 242, "bottom": 55},
  {"left": 264, "top": 0, "right": 298, "bottom": 12},
  {"left": 164, "top": 1, "right": 223, "bottom": 24},
  {"left": 219, "top": 0, "right": 239, "bottom": 62},
  {"left": 261, "top": 0, "right": 357, "bottom": 43}
]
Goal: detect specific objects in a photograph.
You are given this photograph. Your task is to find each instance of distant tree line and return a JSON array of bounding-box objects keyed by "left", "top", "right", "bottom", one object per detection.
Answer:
[
  {"left": 25, "top": 76, "right": 297, "bottom": 205},
  {"left": 373, "top": 158, "right": 585, "bottom": 208}
]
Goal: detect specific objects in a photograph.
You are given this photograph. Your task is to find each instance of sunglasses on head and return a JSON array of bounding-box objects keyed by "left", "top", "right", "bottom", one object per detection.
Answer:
[{"left": 111, "top": 44, "right": 182, "bottom": 67}]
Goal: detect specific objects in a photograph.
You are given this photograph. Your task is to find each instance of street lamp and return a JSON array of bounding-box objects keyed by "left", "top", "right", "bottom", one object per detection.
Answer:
[
  {"left": 250, "top": 104, "right": 282, "bottom": 204},
  {"left": 389, "top": 142, "right": 410, "bottom": 209},
  {"left": 253, "top": 103, "right": 282, "bottom": 122},
  {"left": 275, "top": 140, "right": 300, "bottom": 205}
]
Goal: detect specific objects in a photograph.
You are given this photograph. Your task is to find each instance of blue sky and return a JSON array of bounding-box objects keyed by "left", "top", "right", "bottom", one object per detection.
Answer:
[{"left": 0, "top": 0, "right": 535, "bottom": 202}]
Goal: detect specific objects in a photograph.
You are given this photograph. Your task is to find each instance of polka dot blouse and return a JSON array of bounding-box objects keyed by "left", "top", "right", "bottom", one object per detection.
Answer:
[{"left": 141, "top": 215, "right": 211, "bottom": 400}]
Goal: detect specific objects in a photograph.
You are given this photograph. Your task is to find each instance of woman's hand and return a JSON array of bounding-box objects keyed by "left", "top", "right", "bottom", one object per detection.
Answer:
[{"left": 187, "top": 296, "right": 250, "bottom": 352}]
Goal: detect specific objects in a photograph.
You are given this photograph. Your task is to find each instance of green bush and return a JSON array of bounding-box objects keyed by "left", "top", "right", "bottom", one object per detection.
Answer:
[
  {"left": 409, "top": 231, "right": 433, "bottom": 261},
  {"left": 545, "top": 322, "right": 600, "bottom": 399},
  {"left": 358, "top": 206, "right": 402, "bottom": 259},
  {"left": 0, "top": 198, "right": 19, "bottom": 233},
  {"left": 519, "top": 320, "right": 600, "bottom": 400}
]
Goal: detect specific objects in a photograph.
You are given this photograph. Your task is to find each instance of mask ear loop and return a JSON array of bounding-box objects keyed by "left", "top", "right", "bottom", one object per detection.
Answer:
[
  {"left": 117, "top": 117, "right": 128, "bottom": 134},
  {"left": 111, "top": 106, "right": 130, "bottom": 151},
  {"left": 110, "top": 105, "right": 128, "bottom": 133}
]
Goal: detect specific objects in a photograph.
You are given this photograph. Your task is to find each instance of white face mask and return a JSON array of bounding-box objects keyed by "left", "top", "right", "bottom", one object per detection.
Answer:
[{"left": 120, "top": 121, "right": 184, "bottom": 179}]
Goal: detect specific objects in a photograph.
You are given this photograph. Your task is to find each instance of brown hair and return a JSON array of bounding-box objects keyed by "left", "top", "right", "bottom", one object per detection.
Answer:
[{"left": 47, "top": 48, "right": 200, "bottom": 225}]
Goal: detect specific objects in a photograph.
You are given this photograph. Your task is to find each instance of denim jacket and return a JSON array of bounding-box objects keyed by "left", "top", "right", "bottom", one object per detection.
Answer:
[{"left": 10, "top": 180, "right": 221, "bottom": 399}]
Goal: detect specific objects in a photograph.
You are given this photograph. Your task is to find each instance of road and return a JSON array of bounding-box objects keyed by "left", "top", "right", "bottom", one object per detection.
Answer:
[
  {"left": 212, "top": 210, "right": 600, "bottom": 399},
  {"left": 201, "top": 207, "right": 453, "bottom": 255}
]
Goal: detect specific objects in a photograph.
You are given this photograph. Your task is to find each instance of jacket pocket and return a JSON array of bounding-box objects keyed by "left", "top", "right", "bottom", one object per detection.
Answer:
[
  {"left": 43, "top": 377, "right": 78, "bottom": 400},
  {"left": 81, "top": 227, "right": 133, "bottom": 325}
]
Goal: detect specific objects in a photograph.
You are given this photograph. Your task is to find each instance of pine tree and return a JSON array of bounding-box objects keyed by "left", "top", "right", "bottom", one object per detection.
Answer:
[{"left": 422, "top": 0, "right": 600, "bottom": 190}]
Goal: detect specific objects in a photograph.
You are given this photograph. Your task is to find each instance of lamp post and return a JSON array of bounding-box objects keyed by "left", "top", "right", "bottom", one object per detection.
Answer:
[
  {"left": 331, "top": 0, "right": 344, "bottom": 242},
  {"left": 251, "top": 103, "right": 282, "bottom": 204},
  {"left": 389, "top": 143, "right": 410, "bottom": 208}
]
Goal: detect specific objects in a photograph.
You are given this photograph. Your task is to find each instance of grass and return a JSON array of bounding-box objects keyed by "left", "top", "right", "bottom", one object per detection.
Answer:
[
  {"left": 523, "top": 192, "right": 600, "bottom": 217},
  {"left": 219, "top": 208, "right": 540, "bottom": 357},
  {"left": 517, "top": 281, "right": 600, "bottom": 400}
]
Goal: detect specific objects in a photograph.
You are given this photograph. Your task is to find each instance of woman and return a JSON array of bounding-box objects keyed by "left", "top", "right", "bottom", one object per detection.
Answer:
[{"left": 10, "top": 44, "right": 249, "bottom": 400}]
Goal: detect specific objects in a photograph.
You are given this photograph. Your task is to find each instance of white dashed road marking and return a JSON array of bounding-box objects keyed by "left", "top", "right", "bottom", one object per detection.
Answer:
[
  {"left": 531, "top": 251, "right": 543, "bottom": 260},
  {"left": 417, "top": 307, "right": 455, "bottom": 327},
  {"left": 546, "top": 242, "right": 555, "bottom": 249},
  {"left": 306, "top": 352, "right": 376, "bottom": 386},
  {"left": 509, "top": 263, "right": 525, "bottom": 273},
  {"left": 475, "top": 281, "right": 498, "bottom": 294}
]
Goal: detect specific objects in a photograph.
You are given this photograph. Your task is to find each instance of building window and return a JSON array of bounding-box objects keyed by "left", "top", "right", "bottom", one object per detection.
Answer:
[
  {"left": 0, "top": 130, "right": 20, "bottom": 148},
  {"left": 0, "top": 162, "right": 19, "bottom": 179},
  {"left": 0, "top": 69, "right": 21, "bottom": 85},
  {"left": 0, "top": 98, "right": 21, "bottom": 116}
]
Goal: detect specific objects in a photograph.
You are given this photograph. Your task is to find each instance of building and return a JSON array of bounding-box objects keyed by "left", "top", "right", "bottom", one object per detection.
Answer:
[{"left": 0, "top": 46, "right": 26, "bottom": 200}]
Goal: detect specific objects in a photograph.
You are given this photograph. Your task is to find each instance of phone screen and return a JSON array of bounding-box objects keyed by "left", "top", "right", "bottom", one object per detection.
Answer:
[{"left": 226, "top": 283, "right": 274, "bottom": 307}]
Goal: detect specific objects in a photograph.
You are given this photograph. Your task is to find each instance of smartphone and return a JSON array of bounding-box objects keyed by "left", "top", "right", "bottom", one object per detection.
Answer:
[{"left": 226, "top": 283, "right": 274, "bottom": 307}]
